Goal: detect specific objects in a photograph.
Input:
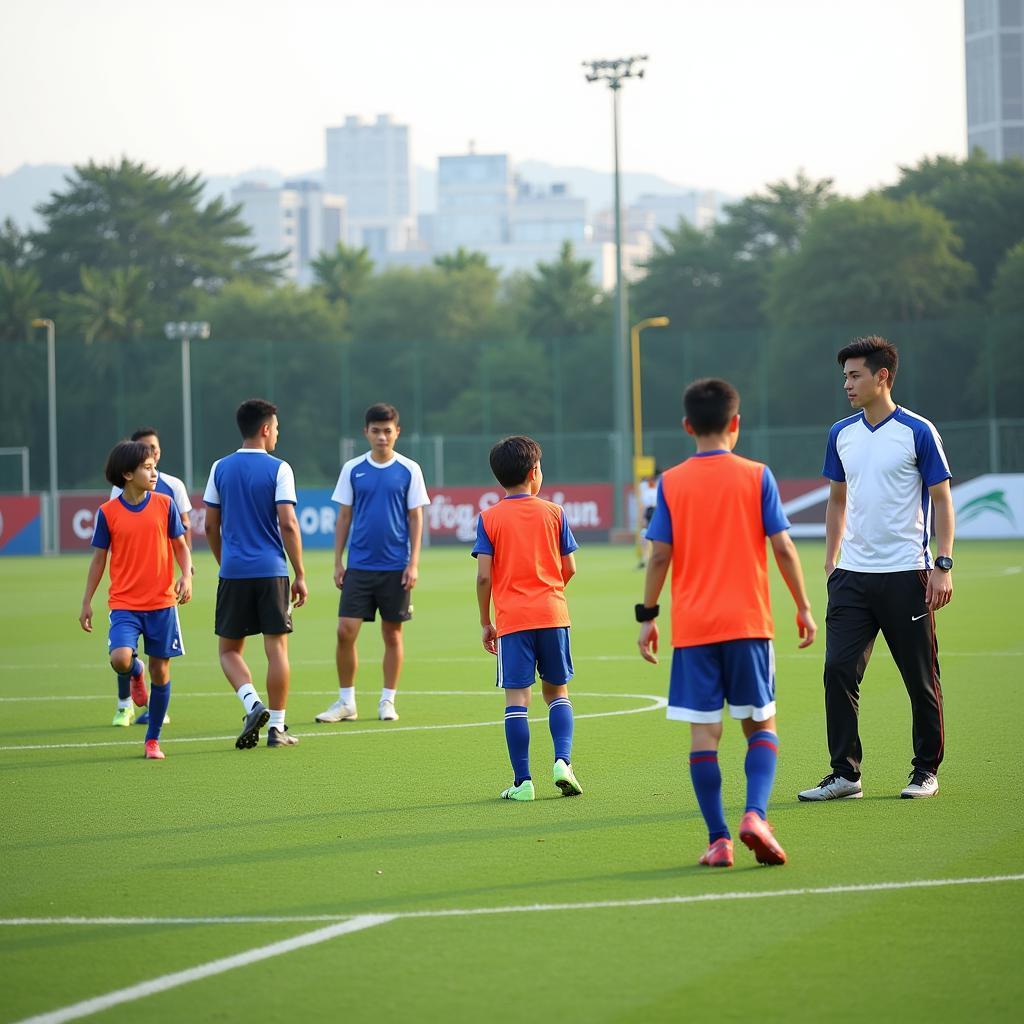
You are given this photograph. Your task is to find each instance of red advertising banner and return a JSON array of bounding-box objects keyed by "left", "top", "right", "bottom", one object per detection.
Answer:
[
  {"left": 0, "top": 495, "right": 43, "bottom": 555},
  {"left": 59, "top": 493, "right": 208, "bottom": 551},
  {"left": 426, "top": 484, "right": 614, "bottom": 543}
]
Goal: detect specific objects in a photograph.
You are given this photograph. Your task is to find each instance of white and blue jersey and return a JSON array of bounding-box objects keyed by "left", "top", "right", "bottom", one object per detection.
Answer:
[
  {"left": 823, "top": 406, "right": 951, "bottom": 572},
  {"left": 111, "top": 471, "right": 192, "bottom": 518},
  {"left": 332, "top": 452, "right": 430, "bottom": 571},
  {"left": 202, "top": 450, "right": 297, "bottom": 579}
]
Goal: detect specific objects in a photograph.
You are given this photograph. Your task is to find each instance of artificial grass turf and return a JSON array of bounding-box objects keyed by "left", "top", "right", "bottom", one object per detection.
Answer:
[{"left": 1, "top": 543, "right": 1021, "bottom": 1022}]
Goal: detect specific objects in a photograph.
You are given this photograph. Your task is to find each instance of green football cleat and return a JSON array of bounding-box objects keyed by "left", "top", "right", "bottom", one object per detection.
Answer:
[
  {"left": 500, "top": 779, "right": 536, "bottom": 801},
  {"left": 553, "top": 760, "right": 583, "bottom": 796},
  {"left": 111, "top": 706, "right": 133, "bottom": 727}
]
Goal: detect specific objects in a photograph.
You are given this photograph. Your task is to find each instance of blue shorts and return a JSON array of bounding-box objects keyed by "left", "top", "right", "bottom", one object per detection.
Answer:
[
  {"left": 667, "top": 638, "right": 775, "bottom": 723},
  {"left": 496, "top": 627, "right": 573, "bottom": 688},
  {"left": 108, "top": 608, "right": 185, "bottom": 660}
]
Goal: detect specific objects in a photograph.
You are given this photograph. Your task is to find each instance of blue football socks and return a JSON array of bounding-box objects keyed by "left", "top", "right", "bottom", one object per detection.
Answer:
[
  {"left": 689, "top": 750, "right": 729, "bottom": 842},
  {"left": 504, "top": 706, "right": 531, "bottom": 785},
  {"left": 744, "top": 730, "right": 779, "bottom": 820},
  {"left": 115, "top": 668, "right": 130, "bottom": 702},
  {"left": 548, "top": 697, "right": 574, "bottom": 765},
  {"left": 145, "top": 682, "right": 171, "bottom": 742}
]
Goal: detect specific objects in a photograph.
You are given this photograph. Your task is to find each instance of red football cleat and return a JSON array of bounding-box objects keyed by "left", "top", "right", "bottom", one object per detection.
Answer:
[
  {"left": 144, "top": 739, "right": 165, "bottom": 760},
  {"left": 130, "top": 662, "right": 148, "bottom": 708},
  {"left": 739, "top": 811, "right": 787, "bottom": 865},
  {"left": 698, "top": 837, "right": 734, "bottom": 867}
]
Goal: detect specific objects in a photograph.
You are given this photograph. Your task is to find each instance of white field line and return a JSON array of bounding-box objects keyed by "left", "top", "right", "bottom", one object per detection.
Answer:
[
  {"left": 1, "top": 649, "right": 1021, "bottom": 674},
  {"left": 10, "top": 914, "right": 395, "bottom": 1024},
  {"left": 0, "top": 692, "right": 667, "bottom": 753},
  {"left": 7, "top": 874, "right": 1024, "bottom": 1024}
]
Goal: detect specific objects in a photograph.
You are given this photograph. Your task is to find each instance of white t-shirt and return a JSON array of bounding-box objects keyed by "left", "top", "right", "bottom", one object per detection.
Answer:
[{"left": 823, "top": 406, "right": 951, "bottom": 572}]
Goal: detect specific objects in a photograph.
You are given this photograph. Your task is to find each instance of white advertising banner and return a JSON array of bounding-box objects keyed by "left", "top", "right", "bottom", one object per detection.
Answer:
[{"left": 952, "top": 475, "right": 1024, "bottom": 539}]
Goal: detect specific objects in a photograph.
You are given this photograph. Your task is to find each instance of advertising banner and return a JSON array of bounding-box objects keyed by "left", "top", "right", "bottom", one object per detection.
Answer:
[
  {"left": 0, "top": 496, "right": 43, "bottom": 555},
  {"left": 953, "top": 475, "right": 1024, "bottom": 539},
  {"left": 427, "top": 485, "right": 613, "bottom": 544}
]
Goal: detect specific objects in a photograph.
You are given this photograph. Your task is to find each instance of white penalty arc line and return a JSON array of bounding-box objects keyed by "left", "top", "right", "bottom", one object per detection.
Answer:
[
  {"left": 0, "top": 692, "right": 667, "bottom": 753},
  {"left": 8, "top": 874, "right": 1024, "bottom": 1024}
]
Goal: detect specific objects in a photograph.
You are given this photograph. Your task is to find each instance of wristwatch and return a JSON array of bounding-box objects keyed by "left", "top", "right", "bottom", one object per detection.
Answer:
[{"left": 934, "top": 556, "right": 953, "bottom": 572}]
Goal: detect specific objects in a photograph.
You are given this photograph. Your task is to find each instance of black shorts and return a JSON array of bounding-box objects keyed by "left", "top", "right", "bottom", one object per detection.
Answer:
[
  {"left": 339, "top": 568, "right": 412, "bottom": 623},
  {"left": 643, "top": 506, "right": 655, "bottom": 526},
  {"left": 216, "top": 577, "right": 293, "bottom": 638}
]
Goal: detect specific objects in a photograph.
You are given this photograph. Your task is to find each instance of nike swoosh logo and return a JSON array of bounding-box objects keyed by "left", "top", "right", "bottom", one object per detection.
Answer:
[
  {"left": 355, "top": 473, "right": 365, "bottom": 477},
  {"left": 911, "top": 613, "right": 929, "bottom": 622}
]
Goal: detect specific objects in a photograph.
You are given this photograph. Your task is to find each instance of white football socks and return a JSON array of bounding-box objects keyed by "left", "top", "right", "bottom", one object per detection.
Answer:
[
  {"left": 339, "top": 687, "right": 355, "bottom": 705},
  {"left": 237, "top": 683, "right": 261, "bottom": 713}
]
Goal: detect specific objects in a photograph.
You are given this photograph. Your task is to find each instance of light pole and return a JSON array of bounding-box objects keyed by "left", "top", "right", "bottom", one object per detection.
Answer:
[
  {"left": 163, "top": 321, "right": 211, "bottom": 490},
  {"left": 630, "top": 315, "right": 670, "bottom": 558},
  {"left": 31, "top": 318, "right": 58, "bottom": 554},
  {"left": 584, "top": 55, "right": 648, "bottom": 532}
]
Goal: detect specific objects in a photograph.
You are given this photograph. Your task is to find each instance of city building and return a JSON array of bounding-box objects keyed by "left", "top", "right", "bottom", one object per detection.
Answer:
[
  {"left": 435, "top": 153, "right": 515, "bottom": 251},
  {"left": 231, "top": 181, "right": 346, "bottom": 285},
  {"left": 510, "top": 181, "right": 588, "bottom": 244},
  {"left": 325, "top": 114, "right": 415, "bottom": 257},
  {"left": 966, "top": 0, "right": 1024, "bottom": 160}
]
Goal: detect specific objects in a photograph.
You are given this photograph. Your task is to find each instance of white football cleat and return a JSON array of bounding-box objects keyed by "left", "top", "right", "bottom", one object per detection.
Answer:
[
  {"left": 797, "top": 773, "right": 863, "bottom": 801},
  {"left": 315, "top": 700, "right": 358, "bottom": 723},
  {"left": 378, "top": 700, "right": 399, "bottom": 721},
  {"left": 900, "top": 770, "right": 939, "bottom": 799}
]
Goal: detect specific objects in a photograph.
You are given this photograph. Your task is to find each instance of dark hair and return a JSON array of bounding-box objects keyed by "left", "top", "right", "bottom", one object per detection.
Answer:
[
  {"left": 683, "top": 378, "right": 740, "bottom": 435},
  {"left": 489, "top": 435, "right": 542, "bottom": 488},
  {"left": 837, "top": 336, "right": 898, "bottom": 383},
  {"left": 365, "top": 403, "right": 399, "bottom": 426},
  {"left": 130, "top": 427, "right": 159, "bottom": 442},
  {"left": 104, "top": 441, "right": 154, "bottom": 488},
  {"left": 236, "top": 398, "right": 277, "bottom": 439}
]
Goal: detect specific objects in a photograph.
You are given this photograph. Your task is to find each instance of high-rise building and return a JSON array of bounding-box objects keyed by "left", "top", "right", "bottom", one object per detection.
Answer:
[
  {"left": 435, "top": 153, "right": 515, "bottom": 251},
  {"left": 324, "top": 114, "right": 415, "bottom": 256},
  {"left": 231, "top": 181, "right": 346, "bottom": 285},
  {"left": 965, "top": 0, "right": 1024, "bottom": 160}
]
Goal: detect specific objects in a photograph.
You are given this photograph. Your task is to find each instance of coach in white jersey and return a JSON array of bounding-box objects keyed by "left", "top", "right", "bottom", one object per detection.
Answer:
[
  {"left": 799, "top": 337, "right": 955, "bottom": 803},
  {"left": 316, "top": 403, "right": 430, "bottom": 724},
  {"left": 204, "top": 399, "right": 308, "bottom": 751},
  {"left": 109, "top": 427, "right": 192, "bottom": 726}
]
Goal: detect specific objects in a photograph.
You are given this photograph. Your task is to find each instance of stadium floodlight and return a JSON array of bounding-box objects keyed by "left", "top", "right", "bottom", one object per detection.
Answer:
[
  {"left": 163, "top": 321, "right": 211, "bottom": 491},
  {"left": 630, "top": 315, "right": 670, "bottom": 559},
  {"left": 31, "top": 318, "right": 58, "bottom": 554},
  {"left": 583, "top": 55, "right": 649, "bottom": 531}
]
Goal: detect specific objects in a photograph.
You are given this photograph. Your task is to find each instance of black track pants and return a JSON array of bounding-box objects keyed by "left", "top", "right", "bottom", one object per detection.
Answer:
[{"left": 823, "top": 569, "right": 944, "bottom": 781}]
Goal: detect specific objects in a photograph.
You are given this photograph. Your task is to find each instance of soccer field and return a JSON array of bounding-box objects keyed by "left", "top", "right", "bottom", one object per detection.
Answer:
[{"left": 1, "top": 542, "right": 1022, "bottom": 1023}]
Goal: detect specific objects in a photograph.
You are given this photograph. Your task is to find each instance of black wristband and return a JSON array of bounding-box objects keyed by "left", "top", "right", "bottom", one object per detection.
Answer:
[{"left": 635, "top": 603, "right": 659, "bottom": 622}]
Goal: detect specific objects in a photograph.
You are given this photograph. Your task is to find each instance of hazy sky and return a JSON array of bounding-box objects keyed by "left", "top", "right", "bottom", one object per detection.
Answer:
[{"left": 1, "top": 0, "right": 966, "bottom": 196}]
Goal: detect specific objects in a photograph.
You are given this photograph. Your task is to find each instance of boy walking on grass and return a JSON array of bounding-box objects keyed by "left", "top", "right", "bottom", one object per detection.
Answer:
[
  {"left": 636, "top": 379, "right": 817, "bottom": 866},
  {"left": 80, "top": 440, "right": 193, "bottom": 760},
  {"left": 473, "top": 436, "right": 582, "bottom": 801}
]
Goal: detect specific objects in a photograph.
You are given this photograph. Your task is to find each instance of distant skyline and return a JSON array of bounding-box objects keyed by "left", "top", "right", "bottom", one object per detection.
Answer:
[{"left": 2, "top": 0, "right": 967, "bottom": 198}]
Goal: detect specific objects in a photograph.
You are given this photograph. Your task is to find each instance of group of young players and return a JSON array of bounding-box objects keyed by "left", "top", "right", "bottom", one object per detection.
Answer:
[{"left": 79, "top": 335, "right": 955, "bottom": 867}]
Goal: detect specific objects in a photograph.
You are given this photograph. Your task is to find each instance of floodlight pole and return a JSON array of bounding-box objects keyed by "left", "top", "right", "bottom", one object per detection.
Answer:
[
  {"left": 584, "top": 55, "right": 648, "bottom": 532},
  {"left": 164, "top": 321, "right": 211, "bottom": 491},
  {"left": 31, "top": 318, "right": 58, "bottom": 553}
]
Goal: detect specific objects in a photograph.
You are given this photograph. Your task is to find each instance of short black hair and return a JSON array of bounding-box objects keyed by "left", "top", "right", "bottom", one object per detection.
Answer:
[
  {"left": 365, "top": 403, "right": 399, "bottom": 426},
  {"left": 837, "top": 336, "right": 898, "bottom": 383},
  {"left": 104, "top": 441, "right": 154, "bottom": 488},
  {"left": 683, "top": 378, "right": 740, "bottom": 436},
  {"left": 130, "top": 427, "right": 159, "bottom": 442},
  {"left": 236, "top": 398, "right": 277, "bottom": 439},
  {"left": 489, "top": 435, "right": 542, "bottom": 488}
]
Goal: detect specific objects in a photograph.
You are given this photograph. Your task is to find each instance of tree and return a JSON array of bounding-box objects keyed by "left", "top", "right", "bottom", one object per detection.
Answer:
[
  {"left": 884, "top": 153, "right": 1024, "bottom": 297},
  {"left": 433, "top": 248, "right": 492, "bottom": 272},
  {"left": 520, "top": 241, "right": 607, "bottom": 340},
  {"left": 990, "top": 241, "right": 1024, "bottom": 315},
  {"left": 633, "top": 173, "right": 835, "bottom": 331},
  {"left": 311, "top": 243, "right": 374, "bottom": 307},
  {"left": 767, "top": 195, "right": 974, "bottom": 327},
  {"left": 60, "top": 265, "right": 149, "bottom": 344},
  {"left": 30, "top": 159, "right": 285, "bottom": 324},
  {"left": 0, "top": 263, "right": 43, "bottom": 341}
]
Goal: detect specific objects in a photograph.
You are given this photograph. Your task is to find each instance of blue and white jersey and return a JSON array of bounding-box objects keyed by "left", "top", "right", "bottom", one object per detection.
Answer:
[
  {"left": 823, "top": 406, "right": 951, "bottom": 572},
  {"left": 111, "top": 471, "right": 192, "bottom": 518},
  {"left": 202, "top": 450, "right": 297, "bottom": 579},
  {"left": 332, "top": 452, "right": 430, "bottom": 571}
]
